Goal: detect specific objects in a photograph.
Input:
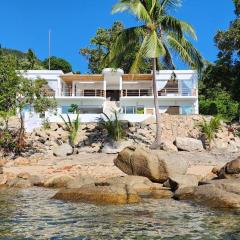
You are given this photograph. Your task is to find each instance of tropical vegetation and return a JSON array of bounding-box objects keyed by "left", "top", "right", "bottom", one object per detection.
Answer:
[
  {"left": 199, "top": 0, "right": 240, "bottom": 121},
  {"left": 107, "top": 0, "right": 203, "bottom": 147},
  {"left": 98, "top": 111, "right": 124, "bottom": 141}
]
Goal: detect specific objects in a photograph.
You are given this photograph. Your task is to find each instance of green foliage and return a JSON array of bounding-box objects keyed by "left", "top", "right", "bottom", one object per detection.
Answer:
[
  {"left": 80, "top": 21, "right": 152, "bottom": 74},
  {"left": 199, "top": 91, "right": 239, "bottom": 121},
  {"left": 0, "top": 130, "right": 16, "bottom": 153},
  {"left": 60, "top": 114, "right": 81, "bottom": 146},
  {"left": 68, "top": 104, "right": 80, "bottom": 114},
  {"left": 200, "top": 1, "right": 240, "bottom": 120},
  {"left": 98, "top": 111, "right": 124, "bottom": 141},
  {"left": 42, "top": 118, "right": 51, "bottom": 130},
  {"left": 43, "top": 56, "right": 72, "bottom": 73},
  {"left": 109, "top": 0, "right": 203, "bottom": 73},
  {"left": 197, "top": 116, "right": 222, "bottom": 149}
]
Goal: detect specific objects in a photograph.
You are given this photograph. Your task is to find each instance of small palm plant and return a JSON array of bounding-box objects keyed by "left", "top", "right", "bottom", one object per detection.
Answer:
[
  {"left": 197, "top": 116, "right": 222, "bottom": 149},
  {"left": 98, "top": 110, "right": 124, "bottom": 142},
  {"left": 60, "top": 113, "right": 81, "bottom": 146}
]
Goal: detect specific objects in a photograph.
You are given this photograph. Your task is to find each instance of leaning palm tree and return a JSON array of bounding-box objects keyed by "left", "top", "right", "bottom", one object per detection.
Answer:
[{"left": 108, "top": 0, "right": 203, "bottom": 148}]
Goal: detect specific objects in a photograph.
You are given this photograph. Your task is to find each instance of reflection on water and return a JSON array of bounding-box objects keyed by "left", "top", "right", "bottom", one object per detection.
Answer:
[{"left": 0, "top": 187, "right": 240, "bottom": 239}]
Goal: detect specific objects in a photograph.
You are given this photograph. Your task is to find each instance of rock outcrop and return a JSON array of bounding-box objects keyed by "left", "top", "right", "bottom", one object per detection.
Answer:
[
  {"left": 175, "top": 137, "right": 204, "bottom": 152},
  {"left": 217, "top": 157, "right": 240, "bottom": 179},
  {"left": 114, "top": 147, "right": 189, "bottom": 183}
]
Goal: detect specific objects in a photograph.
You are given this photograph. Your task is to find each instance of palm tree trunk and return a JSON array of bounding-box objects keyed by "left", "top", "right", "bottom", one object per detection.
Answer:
[{"left": 151, "top": 58, "right": 161, "bottom": 149}]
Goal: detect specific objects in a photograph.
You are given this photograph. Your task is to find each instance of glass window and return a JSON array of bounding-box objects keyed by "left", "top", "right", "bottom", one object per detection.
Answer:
[
  {"left": 61, "top": 106, "right": 71, "bottom": 114},
  {"left": 126, "top": 106, "right": 135, "bottom": 114},
  {"left": 136, "top": 106, "right": 144, "bottom": 114},
  {"left": 181, "top": 106, "right": 193, "bottom": 115}
]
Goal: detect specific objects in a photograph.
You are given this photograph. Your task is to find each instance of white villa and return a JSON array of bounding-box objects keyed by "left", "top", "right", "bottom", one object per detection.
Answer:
[{"left": 22, "top": 68, "right": 199, "bottom": 130}]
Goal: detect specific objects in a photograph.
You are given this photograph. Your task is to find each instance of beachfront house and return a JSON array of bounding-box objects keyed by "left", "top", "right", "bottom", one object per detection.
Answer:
[{"left": 21, "top": 68, "right": 199, "bottom": 130}]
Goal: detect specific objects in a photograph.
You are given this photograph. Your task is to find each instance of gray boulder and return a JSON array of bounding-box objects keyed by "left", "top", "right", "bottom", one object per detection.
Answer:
[
  {"left": 114, "top": 147, "right": 189, "bottom": 183},
  {"left": 174, "top": 179, "right": 240, "bottom": 208},
  {"left": 218, "top": 157, "right": 240, "bottom": 179},
  {"left": 53, "top": 143, "right": 73, "bottom": 157},
  {"left": 175, "top": 137, "right": 204, "bottom": 152}
]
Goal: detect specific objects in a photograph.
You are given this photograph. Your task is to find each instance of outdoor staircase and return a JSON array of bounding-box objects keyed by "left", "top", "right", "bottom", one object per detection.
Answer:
[{"left": 103, "top": 101, "right": 121, "bottom": 116}]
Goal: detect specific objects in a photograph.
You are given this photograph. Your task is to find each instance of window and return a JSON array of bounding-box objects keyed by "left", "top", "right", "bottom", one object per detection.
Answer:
[
  {"left": 126, "top": 106, "right": 135, "bottom": 114},
  {"left": 61, "top": 106, "right": 71, "bottom": 114},
  {"left": 181, "top": 106, "right": 193, "bottom": 115},
  {"left": 123, "top": 106, "right": 144, "bottom": 114},
  {"left": 136, "top": 106, "right": 144, "bottom": 114}
]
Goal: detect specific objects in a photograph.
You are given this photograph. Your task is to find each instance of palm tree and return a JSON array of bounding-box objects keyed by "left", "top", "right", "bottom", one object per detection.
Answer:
[{"left": 109, "top": 0, "right": 203, "bottom": 148}]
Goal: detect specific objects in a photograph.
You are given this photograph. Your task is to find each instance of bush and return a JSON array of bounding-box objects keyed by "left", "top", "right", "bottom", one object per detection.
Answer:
[
  {"left": 199, "top": 91, "right": 239, "bottom": 121},
  {"left": 60, "top": 114, "right": 80, "bottom": 146},
  {"left": 197, "top": 116, "right": 222, "bottom": 149},
  {"left": 98, "top": 111, "right": 124, "bottom": 141}
]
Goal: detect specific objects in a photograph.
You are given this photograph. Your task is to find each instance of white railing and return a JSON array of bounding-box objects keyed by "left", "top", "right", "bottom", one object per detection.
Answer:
[{"left": 61, "top": 89, "right": 105, "bottom": 97}]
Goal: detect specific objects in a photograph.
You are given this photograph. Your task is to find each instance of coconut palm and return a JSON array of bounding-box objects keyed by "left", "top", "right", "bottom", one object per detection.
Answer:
[{"left": 109, "top": 0, "right": 203, "bottom": 148}]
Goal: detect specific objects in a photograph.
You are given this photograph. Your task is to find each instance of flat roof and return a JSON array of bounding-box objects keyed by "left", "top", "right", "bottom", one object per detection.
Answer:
[{"left": 61, "top": 74, "right": 104, "bottom": 83}]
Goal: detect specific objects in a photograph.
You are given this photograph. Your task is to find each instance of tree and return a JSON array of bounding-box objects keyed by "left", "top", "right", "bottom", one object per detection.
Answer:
[
  {"left": 27, "top": 49, "right": 37, "bottom": 69},
  {"left": 43, "top": 56, "right": 72, "bottom": 73},
  {"left": 80, "top": 21, "right": 152, "bottom": 73},
  {"left": 200, "top": 0, "right": 240, "bottom": 119},
  {"left": 0, "top": 56, "right": 57, "bottom": 153},
  {"left": 109, "top": 0, "right": 203, "bottom": 147}
]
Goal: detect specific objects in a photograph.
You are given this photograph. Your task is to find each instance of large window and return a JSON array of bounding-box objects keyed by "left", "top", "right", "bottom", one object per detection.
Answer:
[{"left": 123, "top": 105, "right": 144, "bottom": 114}]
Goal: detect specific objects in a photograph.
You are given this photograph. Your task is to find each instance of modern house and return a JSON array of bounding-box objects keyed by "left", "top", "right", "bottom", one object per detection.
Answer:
[{"left": 21, "top": 68, "right": 198, "bottom": 130}]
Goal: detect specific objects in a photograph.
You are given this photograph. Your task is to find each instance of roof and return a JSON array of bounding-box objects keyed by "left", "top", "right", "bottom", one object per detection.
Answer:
[
  {"left": 122, "top": 74, "right": 152, "bottom": 81},
  {"left": 60, "top": 74, "right": 104, "bottom": 83}
]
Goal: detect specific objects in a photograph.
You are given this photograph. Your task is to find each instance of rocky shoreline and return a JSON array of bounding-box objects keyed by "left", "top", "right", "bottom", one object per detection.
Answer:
[{"left": 1, "top": 115, "right": 240, "bottom": 209}]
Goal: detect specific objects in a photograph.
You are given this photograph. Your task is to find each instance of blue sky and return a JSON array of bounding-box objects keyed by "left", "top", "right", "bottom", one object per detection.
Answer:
[{"left": 0, "top": 0, "right": 235, "bottom": 73}]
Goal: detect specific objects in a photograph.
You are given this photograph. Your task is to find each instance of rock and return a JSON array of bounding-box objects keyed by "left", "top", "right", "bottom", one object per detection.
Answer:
[
  {"left": 0, "top": 159, "right": 6, "bottom": 167},
  {"left": 167, "top": 174, "right": 200, "bottom": 191},
  {"left": 44, "top": 174, "right": 74, "bottom": 188},
  {"left": 0, "top": 167, "right": 3, "bottom": 174},
  {"left": 0, "top": 175, "right": 7, "bottom": 185},
  {"left": 102, "top": 141, "right": 133, "bottom": 154},
  {"left": 6, "top": 178, "right": 33, "bottom": 188},
  {"left": 151, "top": 189, "right": 173, "bottom": 199},
  {"left": 161, "top": 141, "right": 178, "bottom": 152},
  {"left": 174, "top": 179, "right": 240, "bottom": 208},
  {"left": 114, "top": 147, "right": 189, "bottom": 183},
  {"left": 14, "top": 157, "right": 31, "bottom": 166},
  {"left": 140, "top": 116, "right": 156, "bottom": 127},
  {"left": 218, "top": 157, "right": 240, "bottom": 179},
  {"left": 17, "top": 172, "right": 31, "bottom": 180},
  {"left": 53, "top": 182, "right": 141, "bottom": 204},
  {"left": 175, "top": 137, "right": 204, "bottom": 152},
  {"left": 67, "top": 175, "right": 97, "bottom": 189},
  {"left": 53, "top": 143, "right": 73, "bottom": 157},
  {"left": 187, "top": 165, "right": 215, "bottom": 181}
]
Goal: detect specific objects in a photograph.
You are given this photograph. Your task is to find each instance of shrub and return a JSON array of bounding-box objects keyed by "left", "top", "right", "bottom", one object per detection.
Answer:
[
  {"left": 42, "top": 118, "right": 51, "bottom": 130},
  {"left": 60, "top": 114, "right": 80, "bottom": 146},
  {"left": 98, "top": 111, "right": 124, "bottom": 141},
  {"left": 197, "top": 116, "right": 222, "bottom": 149}
]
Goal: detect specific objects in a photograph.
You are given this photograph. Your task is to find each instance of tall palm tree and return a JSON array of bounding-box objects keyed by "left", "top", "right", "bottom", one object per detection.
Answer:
[{"left": 109, "top": 0, "right": 203, "bottom": 148}]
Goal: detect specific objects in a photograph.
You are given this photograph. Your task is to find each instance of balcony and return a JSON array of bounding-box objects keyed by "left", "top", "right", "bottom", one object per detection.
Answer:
[
  {"left": 122, "top": 88, "right": 197, "bottom": 97},
  {"left": 61, "top": 89, "right": 105, "bottom": 97}
]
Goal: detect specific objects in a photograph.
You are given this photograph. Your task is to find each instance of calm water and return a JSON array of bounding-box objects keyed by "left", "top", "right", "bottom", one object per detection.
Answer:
[{"left": 0, "top": 188, "right": 240, "bottom": 240}]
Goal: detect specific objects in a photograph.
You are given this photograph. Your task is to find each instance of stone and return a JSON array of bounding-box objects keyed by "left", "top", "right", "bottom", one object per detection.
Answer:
[
  {"left": 67, "top": 175, "right": 97, "bottom": 189},
  {"left": 218, "top": 157, "right": 240, "bottom": 179},
  {"left": 161, "top": 141, "right": 178, "bottom": 152},
  {"left": 44, "top": 174, "right": 74, "bottom": 188},
  {"left": 140, "top": 116, "right": 156, "bottom": 127},
  {"left": 0, "top": 159, "right": 7, "bottom": 167},
  {"left": 14, "top": 157, "right": 31, "bottom": 166},
  {"left": 167, "top": 174, "right": 200, "bottom": 191},
  {"left": 175, "top": 137, "right": 204, "bottom": 152},
  {"left": 0, "top": 167, "right": 3, "bottom": 174},
  {"left": 102, "top": 141, "right": 133, "bottom": 154},
  {"left": 53, "top": 143, "right": 73, "bottom": 157},
  {"left": 53, "top": 182, "right": 141, "bottom": 204},
  {"left": 114, "top": 147, "right": 189, "bottom": 183},
  {"left": 17, "top": 172, "right": 31, "bottom": 180},
  {"left": 6, "top": 178, "right": 33, "bottom": 188},
  {"left": 151, "top": 189, "right": 173, "bottom": 199}
]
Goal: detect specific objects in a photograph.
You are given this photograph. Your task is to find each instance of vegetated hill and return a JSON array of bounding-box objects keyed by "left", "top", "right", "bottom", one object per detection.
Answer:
[{"left": 0, "top": 47, "right": 44, "bottom": 70}]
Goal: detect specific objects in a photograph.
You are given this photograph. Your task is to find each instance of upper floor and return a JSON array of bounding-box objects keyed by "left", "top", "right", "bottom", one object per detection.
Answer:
[{"left": 21, "top": 68, "right": 198, "bottom": 100}]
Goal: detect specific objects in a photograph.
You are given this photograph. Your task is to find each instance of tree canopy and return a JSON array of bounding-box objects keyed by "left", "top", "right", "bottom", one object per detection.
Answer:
[
  {"left": 200, "top": 0, "right": 240, "bottom": 120},
  {"left": 80, "top": 21, "right": 152, "bottom": 73},
  {"left": 42, "top": 56, "right": 72, "bottom": 73}
]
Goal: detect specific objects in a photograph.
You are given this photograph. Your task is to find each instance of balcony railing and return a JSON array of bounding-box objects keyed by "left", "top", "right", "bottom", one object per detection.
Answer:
[
  {"left": 61, "top": 89, "right": 105, "bottom": 97},
  {"left": 122, "top": 88, "right": 197, "bottom": 97}
]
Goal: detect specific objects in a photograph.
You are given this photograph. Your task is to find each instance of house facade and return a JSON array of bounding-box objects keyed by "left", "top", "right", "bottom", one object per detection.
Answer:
[{"left": 21, "top": 68, "right": 198, "bottom": 128}]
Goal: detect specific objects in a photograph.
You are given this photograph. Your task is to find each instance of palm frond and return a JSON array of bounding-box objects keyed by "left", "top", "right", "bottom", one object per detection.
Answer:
[
  {"left": 112, "top": 0, "right": 152, "bottom": 25},
  {"left": 160, "top": 0, "right": 182, "bottom": 12}
]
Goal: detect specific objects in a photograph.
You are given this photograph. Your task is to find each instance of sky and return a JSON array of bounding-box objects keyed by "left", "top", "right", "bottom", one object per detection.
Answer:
[{"left": 0, "top": 0, "right": 236, "bottom": 73}]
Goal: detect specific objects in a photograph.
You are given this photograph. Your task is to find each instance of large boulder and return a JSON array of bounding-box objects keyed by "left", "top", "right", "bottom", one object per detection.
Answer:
[
  {"left": 67, "top": 175, "right": 97, "bottom": 189},
  {"left": 53, "top": 182, "right": 141, "bottom": 204},
  {"left": 114, "top": 147, "right": 189, "bottom": 183},
  {"left": 44, "top": 174, "right": 74, "bottom": 188},
  {"left": 53, "top": 143, "right": 72, "bottom": 157},
  {"left": 217, "top": 157, "right": 240, "bottom": 179},
  {"left": 167, "top": 174, "right": 200, "bottom": 191},
  {"left": 174, "top": 179, "right": 240, "bottom": 208},
  {"left": 101, "top": 141, "right": 133, "bottom": 154},
  {"left": 175, "top": 137, "right": 204, "bottom": 152}
]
